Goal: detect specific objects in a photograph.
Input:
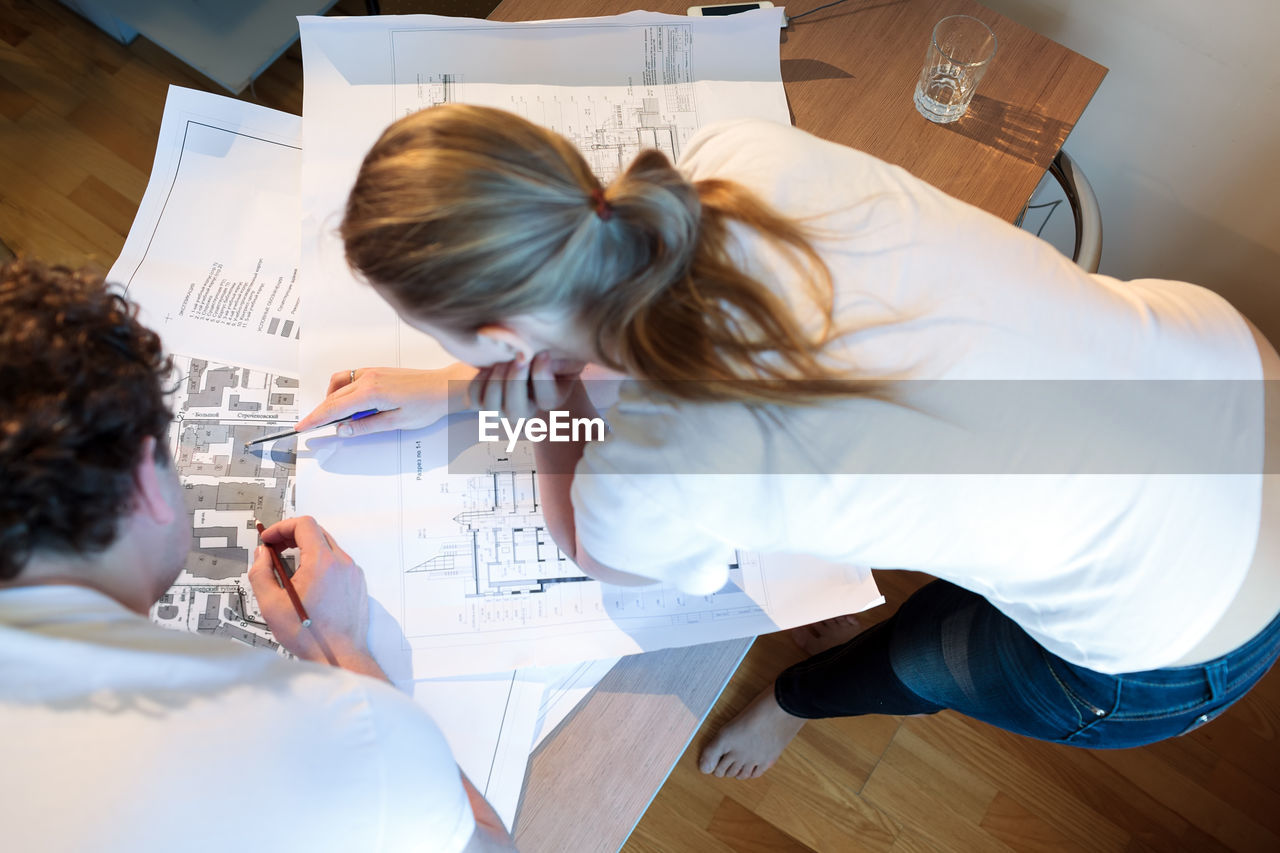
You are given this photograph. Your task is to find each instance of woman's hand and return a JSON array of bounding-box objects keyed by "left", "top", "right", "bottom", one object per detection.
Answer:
[
  {"left": 295, "top": 364, "right": 476, "bottom": 438},
  {"left": 469, "top": 351, "right": 584, "bottom": 419}
]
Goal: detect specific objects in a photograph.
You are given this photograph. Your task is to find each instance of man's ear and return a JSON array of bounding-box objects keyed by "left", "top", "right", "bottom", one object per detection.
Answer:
[
  {"left": 474, "top": 323, "right": 535, "bottom": 363},
  {"left": 131, "top": 436, "right": 176, "bottom": 527}
]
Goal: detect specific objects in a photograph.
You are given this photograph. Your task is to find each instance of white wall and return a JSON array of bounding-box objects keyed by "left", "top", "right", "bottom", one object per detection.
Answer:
[{"left": 984, "top": 0, "right": 1280, "bottom": 339}]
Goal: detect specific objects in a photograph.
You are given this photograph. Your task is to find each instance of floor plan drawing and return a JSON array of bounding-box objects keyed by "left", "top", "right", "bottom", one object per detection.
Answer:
[
  {"left": 387, "top": 432, "right": 882, "bottom": 677},
  {"left": 393, "top": 71, "right": 460, "bottom": 116},
  {"left": 406, "top": 443, "right": 584, "bottom": 595},
  {"left": 149, "top": 353, "right": 298, "bottom": 654},
  {"left": 114, "top": 85, "right": 551, "bottom": 822},
  {"left": 298, "top": 11, "right": 885, "bottom": 678},
  {"left": 506, "top": 90, "right": 692, "bottom": 180},
  {"left": 388, "top": 21, "right": 699, "bottom": 179}
]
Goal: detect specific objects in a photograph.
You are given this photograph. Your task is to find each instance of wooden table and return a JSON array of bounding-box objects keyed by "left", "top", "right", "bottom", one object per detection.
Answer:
[{"left": 494, "top": 2, "right": 1107, "bottom": 850}]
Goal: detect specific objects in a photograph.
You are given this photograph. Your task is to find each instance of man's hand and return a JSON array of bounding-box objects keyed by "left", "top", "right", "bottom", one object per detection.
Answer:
[
  {"left": 248, "top": 516, "right": 381, "bottom": 675},
  {"left": 294, "top": 364, "right": 476, "bottom": 438}
]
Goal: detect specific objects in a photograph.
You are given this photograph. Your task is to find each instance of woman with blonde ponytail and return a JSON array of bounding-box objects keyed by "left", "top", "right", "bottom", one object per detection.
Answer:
[
  {"left": 299, "top": 104, "right": 1280, "bottom": 774},
  {"left": 336, "top": 103, "right": 853, "bottom": 403}
]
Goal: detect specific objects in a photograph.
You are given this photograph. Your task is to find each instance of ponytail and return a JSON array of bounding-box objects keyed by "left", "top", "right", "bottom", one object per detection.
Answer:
[{"left": 342, "top": 104, "right": 873, "bottom": 405}]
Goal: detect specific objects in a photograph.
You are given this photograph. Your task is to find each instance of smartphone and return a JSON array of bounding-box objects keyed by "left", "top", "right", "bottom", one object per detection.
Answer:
[{"left": 687, "top": 2, "right": 775, "bottom": 16}]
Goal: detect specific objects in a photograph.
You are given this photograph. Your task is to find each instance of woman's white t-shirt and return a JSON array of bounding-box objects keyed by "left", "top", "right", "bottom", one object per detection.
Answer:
[{"left": 570, "top": 119, "right": 1265, "bottom": 674}]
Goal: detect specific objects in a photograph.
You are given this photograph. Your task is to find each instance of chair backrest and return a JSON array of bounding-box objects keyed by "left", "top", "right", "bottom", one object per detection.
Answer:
[{"left": 1049, "top": 148, "right": 1103, "bottom": 273}]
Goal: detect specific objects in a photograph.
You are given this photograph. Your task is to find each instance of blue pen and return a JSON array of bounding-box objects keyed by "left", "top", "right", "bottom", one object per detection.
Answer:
[{"left": 242, "top": 408, "right": 379, "bottom": 448}]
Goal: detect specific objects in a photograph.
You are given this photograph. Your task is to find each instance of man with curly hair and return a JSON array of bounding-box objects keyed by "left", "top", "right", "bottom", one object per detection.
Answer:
[{"left": 0, "top": 260, "right": 514, "bottom": 853}]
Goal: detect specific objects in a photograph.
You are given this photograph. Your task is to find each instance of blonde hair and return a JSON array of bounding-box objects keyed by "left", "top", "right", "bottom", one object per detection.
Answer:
[{"left": 341, "top": 104, "right": 870, "bottom": 404}]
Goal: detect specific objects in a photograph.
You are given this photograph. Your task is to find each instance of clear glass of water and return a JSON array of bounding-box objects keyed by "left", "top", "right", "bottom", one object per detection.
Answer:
[{"left": 914, "top": 15, "right": 998, "bottom": 124}]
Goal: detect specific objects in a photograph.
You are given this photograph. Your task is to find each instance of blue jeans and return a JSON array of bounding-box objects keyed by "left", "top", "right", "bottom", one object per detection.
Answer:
[{"left": 775, "top": 580, "right": 1280, "bottom": 748}]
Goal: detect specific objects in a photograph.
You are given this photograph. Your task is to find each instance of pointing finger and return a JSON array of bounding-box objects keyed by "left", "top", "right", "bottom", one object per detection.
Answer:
[{"left": 296, "top": 385, "right": 379, "bottom": 433}]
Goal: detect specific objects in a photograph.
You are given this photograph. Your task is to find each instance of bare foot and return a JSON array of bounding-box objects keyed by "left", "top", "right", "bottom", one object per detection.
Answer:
[
  {"left": 790, "top": 614, "right": 865, "bottom": 656},
  {"left": 698, "top": 681, "right": 806, "bottom": 780}
]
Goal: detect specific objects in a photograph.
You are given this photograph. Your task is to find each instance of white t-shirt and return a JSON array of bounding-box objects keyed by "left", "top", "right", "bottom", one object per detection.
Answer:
[
  {"left": 571, "top": 119, "right": 1265, "bottom": 674},
  {"left": 0, "top": 585, "right": 475, "bottom": 853}
]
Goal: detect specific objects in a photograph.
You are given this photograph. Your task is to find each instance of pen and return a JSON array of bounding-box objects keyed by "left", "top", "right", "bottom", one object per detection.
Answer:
[{"left": 243, "top": 408, "right": 379, "bottom": 448}]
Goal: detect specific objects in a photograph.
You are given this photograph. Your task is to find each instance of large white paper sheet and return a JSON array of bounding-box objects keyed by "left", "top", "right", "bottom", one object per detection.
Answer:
[
  {"left": 109, "top": 85, "right": 303, "bottom": 373},
  {"left": 296, "top": 9, "right": 792, "bottom": 392},
  {"left": 528, "top": 657, "right": 621, "bottom": 751},
  {"left": 413, "top": 674, "right": 543, "bottom": 832},
  {"left": 110, "top": 88, "right": 307, "bottom": 650},
  {"left": 297, "top": 11, "right": 883, "bottom": 679},
  {"left": 114, "top": 85, "right": 542, "bottom": 828}
]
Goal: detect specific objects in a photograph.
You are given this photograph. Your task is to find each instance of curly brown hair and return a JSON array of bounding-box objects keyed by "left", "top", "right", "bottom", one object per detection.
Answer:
[{"left": 0, "top": 259, "right": 174, "bottom": 580}]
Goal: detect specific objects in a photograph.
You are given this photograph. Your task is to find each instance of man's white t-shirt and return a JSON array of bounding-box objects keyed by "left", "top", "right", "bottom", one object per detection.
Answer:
[
  {"left": 0, "top": 585, "right": 475, "bottom": 853},
  {"left": 571, "top": 119, "right": 1266, "bottom": 675}
]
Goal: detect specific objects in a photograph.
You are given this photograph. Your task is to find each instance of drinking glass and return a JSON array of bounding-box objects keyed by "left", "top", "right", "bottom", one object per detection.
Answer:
[{"left": 914, "top": 15, "right": 998, "bottom": 124}]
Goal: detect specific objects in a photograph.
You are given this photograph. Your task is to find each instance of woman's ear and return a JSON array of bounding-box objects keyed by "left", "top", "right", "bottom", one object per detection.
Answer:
[{"left": 475, "top": 323, "right": 535, "bottom": 363}]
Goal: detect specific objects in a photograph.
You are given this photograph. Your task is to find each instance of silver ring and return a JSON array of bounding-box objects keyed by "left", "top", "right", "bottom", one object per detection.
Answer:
[{"left": 349, "top": 369, "right": 356, "bottom": 384}]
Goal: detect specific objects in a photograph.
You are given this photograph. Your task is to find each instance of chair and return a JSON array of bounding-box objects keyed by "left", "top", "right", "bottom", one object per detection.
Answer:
[
  {"left": 1021, "top": 148, "right": 1103, "bottom": 273},
  {"left": 1019, "top": 149, "right": 1102, "bottom": 273},
  {"left": 1050, "top": 149, "right": 1102, "bottom": 273}
]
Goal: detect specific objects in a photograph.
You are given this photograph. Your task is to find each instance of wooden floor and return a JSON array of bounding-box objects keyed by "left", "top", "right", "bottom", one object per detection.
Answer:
[
  {"left": 3, "top": 2, "right": 1279, "bottom": 850},
  {"left": 0, "top": 0, "right": 495, "bottom": 265},
  {"left": 627, "top": 571, "right": 1280, "bottom": 853}
]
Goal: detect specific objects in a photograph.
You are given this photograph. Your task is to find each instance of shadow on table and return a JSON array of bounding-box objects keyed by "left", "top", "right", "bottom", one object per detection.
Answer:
[
  {"left": 943, "top": 94, "right": 1071, "bottom": 165},
  {"left": 781, "top": 58, "right": 853, "bottom": 83}
]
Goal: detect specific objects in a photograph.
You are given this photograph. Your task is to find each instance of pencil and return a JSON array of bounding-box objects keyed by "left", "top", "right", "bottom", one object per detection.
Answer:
[{"left": 255, "top": 520, "right": 311, "bottom": 628}]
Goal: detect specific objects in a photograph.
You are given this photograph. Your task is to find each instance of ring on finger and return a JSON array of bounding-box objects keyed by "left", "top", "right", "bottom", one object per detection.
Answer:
[{"left": 349, "top": 369, "right": 356, "bottom": 384}]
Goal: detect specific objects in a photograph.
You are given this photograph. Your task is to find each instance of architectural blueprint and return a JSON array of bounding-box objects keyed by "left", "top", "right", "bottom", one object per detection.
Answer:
[
  {"left": 114, "top": 86, "right": 548, "bottom": 831},
  {"left": 105, "top": 87, "right": 307, "bottom": 647},
  {"left": 142, "top": 351, "right": 556, "bottom": 828},
  {"left": 144, "top": 354, "right": 552, "bottom": 826},
  {"left": 110, "top": 86, "right": 304, "bottom": 374},
  {"left": 297, "top": 10, "right": 883, "bottom": 679},
  {"left": 392, "top": 426, "right": 882, "bottom": 675},
  {"left": 387, "top": 21, "right": 700, "bottom": 180},
  {"left": 149, "top": 354, "right": 299, "bottom": 652}
]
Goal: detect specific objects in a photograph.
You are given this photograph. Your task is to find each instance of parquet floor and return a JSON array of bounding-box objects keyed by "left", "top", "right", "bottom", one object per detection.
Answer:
[
  {"left": 3, "top": 2, "right": 1278, "bottom": 850},
  {"left": 628, "top": 570, "right": 1280, "bottom": 852}
]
